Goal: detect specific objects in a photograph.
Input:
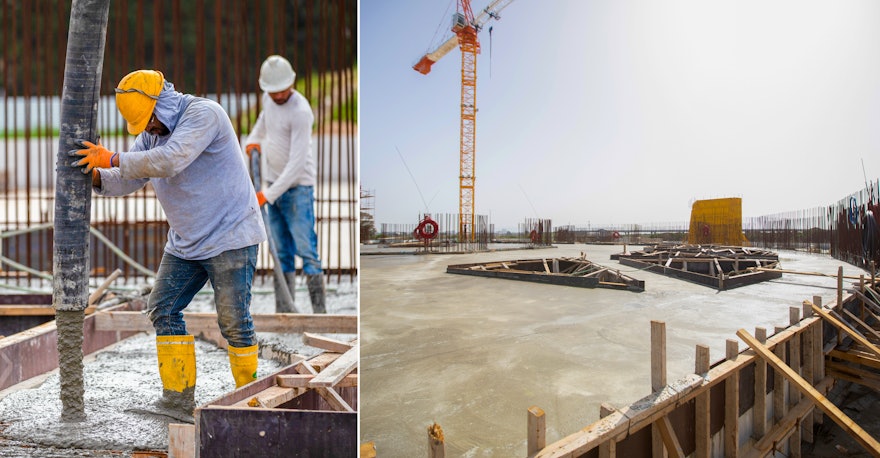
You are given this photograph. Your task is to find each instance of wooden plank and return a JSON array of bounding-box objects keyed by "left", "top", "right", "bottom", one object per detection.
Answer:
[
  {"left": 297, "top": 361, "right": 354, "bottom": 412},
  {"left": 302, "top": 332, "right": 355, "bottom": 353},
  {"left": 826, "top": 360, "right": 880, "bottom": 391},
  {"left": 197, "top": 406, "right": 356, "bottom": 456},
  {"left": 276, "top": 373, "right": 358, "bottom": 388},
  {"left": 231, "top": 385, "right": 298, "bottom": 409},
  {"left": 528, "top": 406, "right": 546, "bottom": 456},
  {"left": 737, "top": 328, "right": 880, "bottom": 455},
  {"left": 360, "top": 441, "right": 377, "bottom": 458},
  {"left": 743, "top": 377, "right": 833, "bottom": 458},
  {"left": 808, "top": 301, "right": 880, "bottom": 358},
  {"left": 651, "top": 321, "right": 666, "bottom": 392},
  {"left": 542, "top": 259, "right": 550, "bottom": 274},
  {"left": 654, "top": 416, "right": 684, "bottom": 458},
  {"left": 168, "top": 423, "right": 195, "bottom": 458},
  {"left": 94, "top": 311, "right": 357, "bottom": 334},
  {"left": 598, "top": 404, "right": 617, "bottom": 458},
  {"left": 0, "top": 306, "right": 56, "bottom": 316},
  {"left": 843, "top": 309, "right": 880, "bottom": 341},
  {"left": 309, "top": 346, "right": 358, "bottom": 388},
  {"left": 828, "top": 349, "right": 880, "bottom": 370}
]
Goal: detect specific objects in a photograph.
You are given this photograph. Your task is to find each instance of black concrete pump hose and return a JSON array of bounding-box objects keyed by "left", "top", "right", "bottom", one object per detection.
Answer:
[{"left": 53, "top": 0, "right": 111, "bottom": 422}]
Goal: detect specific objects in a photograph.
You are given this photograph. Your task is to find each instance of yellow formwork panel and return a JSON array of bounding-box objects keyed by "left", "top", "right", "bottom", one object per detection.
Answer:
[{"left": 687, "top": 197, "right": 750, "bottom": 246}]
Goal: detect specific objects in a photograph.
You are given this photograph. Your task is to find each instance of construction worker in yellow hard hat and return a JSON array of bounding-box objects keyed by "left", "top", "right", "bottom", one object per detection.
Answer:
[
  {"left": 245, "top": 55, "right": 326, "bottom": 314},
  {"left": 68, "top": 69, "right": 266, "bottom": 423}
]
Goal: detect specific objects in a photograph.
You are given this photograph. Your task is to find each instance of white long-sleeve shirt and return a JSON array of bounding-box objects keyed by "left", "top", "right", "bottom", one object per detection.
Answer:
[
  {"left": 246, "top": 90, "right": 316, "bottom": 203},
  {"left": 95, "top": 96, "right": 266, "bottom": 260}
]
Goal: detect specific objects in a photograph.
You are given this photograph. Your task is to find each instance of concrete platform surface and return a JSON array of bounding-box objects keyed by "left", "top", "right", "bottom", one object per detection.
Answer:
[{"left": 360, "top": 244, "right": 868, "bottom": 456}]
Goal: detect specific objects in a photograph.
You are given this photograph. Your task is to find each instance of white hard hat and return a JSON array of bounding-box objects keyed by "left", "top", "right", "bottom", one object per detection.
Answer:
[{"left": 259, "top": 55, "right": 296, "bottom": 93}]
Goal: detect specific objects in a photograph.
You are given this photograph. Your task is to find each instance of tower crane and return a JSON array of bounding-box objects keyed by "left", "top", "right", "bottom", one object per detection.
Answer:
[{"left": 413, "top": 0, "right": 514, "bottom": 242}]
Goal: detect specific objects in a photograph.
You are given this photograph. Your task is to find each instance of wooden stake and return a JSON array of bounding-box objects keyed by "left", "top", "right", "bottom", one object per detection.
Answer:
[
  {"left": 428, "top": 423, "right": 445, "bottom": 458},
  {"left": 651, "top": 321, "right": 666, "bottom": 392},
  {"left": 599, "top": 404, "right": 617, "bottom": 458},
  {"left": 528, "top": 406, "right": 546, "bottom": 456},
  {"left": 695, "top": 345, "right": 710, "bottom": 375},
  {"left": 738, "top": 328, "right": 880, "bottom": 455},
  {"left": 725, "top": 341, "right": 739, "bottom": 457},
  {"left": 753, "top": 328, "right": 768, "bottom": 438}
]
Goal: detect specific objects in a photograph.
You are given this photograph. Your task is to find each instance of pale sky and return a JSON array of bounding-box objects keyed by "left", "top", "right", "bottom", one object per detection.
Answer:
[{"left": 360, "top": 1, "right": 880, "bottom": 231}]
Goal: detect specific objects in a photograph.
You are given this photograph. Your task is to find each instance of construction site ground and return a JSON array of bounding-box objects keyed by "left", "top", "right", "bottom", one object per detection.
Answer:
[
  {"left": 0, "top": 276, "right": 357, "bottom": 457},
  {"left": 360, "top": 243, "right": 872, "bottom": 456}
]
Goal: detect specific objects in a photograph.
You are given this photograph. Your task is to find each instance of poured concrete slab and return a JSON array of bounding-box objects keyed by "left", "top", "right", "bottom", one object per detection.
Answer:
[
  {"left": 360, "top": 244, "right": 868, "bottom": 456},
  {"left": 0, "top": 276, "right": 357, "bottom": 456}
]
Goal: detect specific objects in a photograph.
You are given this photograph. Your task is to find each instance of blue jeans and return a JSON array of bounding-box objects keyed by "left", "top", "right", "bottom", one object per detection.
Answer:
[
  {"left": 266, "top": 185, "right": 322, "bottom": 275},
  {"left": 147, "top": 245, "right": 258, "bottom": 348}
]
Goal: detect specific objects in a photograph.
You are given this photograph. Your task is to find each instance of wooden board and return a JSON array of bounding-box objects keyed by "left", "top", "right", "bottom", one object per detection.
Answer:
[
  {"left": 737, "top": 328, "right": 880, "bottom": 455},
  {"left": 309, "top": 346, "right": 358, "bottom": 388},
  {"left": 197, "top": 406, "right": 356, "bottom": 457},
  {"left": 94, "top": 311, "right": 357, "bottom": 334}
]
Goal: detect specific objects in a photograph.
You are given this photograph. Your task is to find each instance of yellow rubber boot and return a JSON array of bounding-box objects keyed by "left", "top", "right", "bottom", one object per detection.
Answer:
[
  {"left": 228, "top": 344, "right": 259, "bottom": 388},
  {"left": 153, "top": 335, "right": 197, "bottom": 422}
]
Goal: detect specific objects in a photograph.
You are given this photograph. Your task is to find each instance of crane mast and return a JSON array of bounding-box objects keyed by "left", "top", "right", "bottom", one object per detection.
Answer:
[{"left": 413, "top": 0, "right": 513, "bottom": 242}]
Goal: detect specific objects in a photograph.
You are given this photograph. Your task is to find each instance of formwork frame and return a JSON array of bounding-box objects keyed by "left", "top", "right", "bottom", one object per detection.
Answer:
[{"left": 526, "top": 283, "right": 880, "bottom": 457}]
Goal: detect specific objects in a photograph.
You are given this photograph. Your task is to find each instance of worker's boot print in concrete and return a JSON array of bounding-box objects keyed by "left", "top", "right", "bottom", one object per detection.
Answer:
[{"left": 228, "top": 344, "right": 259, "bottom": 388}]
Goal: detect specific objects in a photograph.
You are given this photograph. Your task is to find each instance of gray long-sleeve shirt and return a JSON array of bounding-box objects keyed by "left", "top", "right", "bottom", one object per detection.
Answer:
[
  {"left": 245, "top": 91, "right": 316, "bottom": 204},
  {"left": 95, "top": 96, "right": 265, "bottom": 260}
]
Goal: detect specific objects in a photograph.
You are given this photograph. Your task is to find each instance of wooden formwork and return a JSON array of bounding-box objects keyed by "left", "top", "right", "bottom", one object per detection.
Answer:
[
  {"left": 169, "top": 341, "right": 359, "bottom": 458},
  {"left": 612, "top": 245, "right": 781, "bottom": 290},
  {"left": 526, "top": 280, "right": 880, "bottom": 457},
  {"left": 447, "top": 255, "right": 645, "bottom": 292},
  {"left": 0, "top": 299, "right": 146, "bottom": 392}
]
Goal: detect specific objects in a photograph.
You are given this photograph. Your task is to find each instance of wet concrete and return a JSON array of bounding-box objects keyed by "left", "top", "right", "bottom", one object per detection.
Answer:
[
  {"left": 360, "top": 244, "right": 868, "bottom": 456},
  {"left": 56, "top": 311, "right": 86, "bottom": 423},
  {"left": 0, "top": 276, "right": 357, "bottom": 455}
]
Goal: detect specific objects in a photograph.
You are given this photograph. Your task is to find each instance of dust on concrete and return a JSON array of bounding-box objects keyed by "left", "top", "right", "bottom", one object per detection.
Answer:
[{"left": 0, "top": 275, "right": 357, "bottom": 455}]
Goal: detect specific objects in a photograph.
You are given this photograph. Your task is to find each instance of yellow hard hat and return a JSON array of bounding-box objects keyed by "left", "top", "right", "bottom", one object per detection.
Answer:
[{"left": 115, "top": 70, "right": 164, "bottom": 135}]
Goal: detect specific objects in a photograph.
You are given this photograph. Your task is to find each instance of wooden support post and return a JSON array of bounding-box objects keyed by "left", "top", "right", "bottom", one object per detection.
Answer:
[
  {"left": 724, "top": 339, "right": 739, "bottom": 458},
  {"left": 528, "top": 406, "right": 546, "bottom": 456},
  {"left": 813, "top": 296, "right": 825, "bottom": 426},
  {"left": 753, "top": 328, "right": 768, "bottom": 439},
  {"left": 694, "top": 345, "right": 711, "bottom": 458},
  {"left": 428, "top": 423, "right": 445, "bottom": 458},
  {"left": 788, "top": 308, "right": 803, "bottom": 457},
  {"left": 838, "top": 266, "right": 844, "bottom": 308},
  {"left": 168, "top": 423, "right": 195, "bottom": 458},
  {"left": 599, "top": 404, "right": 617, "bottom": 458},
  {"left": 802, "top": 321, "right": 815, "bottom": 444},
  {"left": 651, "top": 321, "right": 667, "bottom": 392},
  {"left": 738, "top": 328, "right": 880, "bottom": 456},
  {"left": 695, "top": 345, "right": 710, "bottom": 375},
  {"left": 773, "top": 329, "right": 788, "bottom": 422}
]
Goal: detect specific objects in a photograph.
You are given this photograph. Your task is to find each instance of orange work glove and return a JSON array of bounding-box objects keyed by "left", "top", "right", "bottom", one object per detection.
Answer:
[
  {"left": 245, "top": 143, "right": 260, "bottom": 158},
  {"left": 256, "top": 191, "right": 267, "bottom": 207},
  {"left": 69, "top": 139, "right": 117, "bottom": 173}
]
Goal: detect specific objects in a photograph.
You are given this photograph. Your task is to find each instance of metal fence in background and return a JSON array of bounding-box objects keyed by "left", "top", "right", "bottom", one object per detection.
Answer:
[{"left": 0, "top": 0, "right": 357, "bottom": 288}]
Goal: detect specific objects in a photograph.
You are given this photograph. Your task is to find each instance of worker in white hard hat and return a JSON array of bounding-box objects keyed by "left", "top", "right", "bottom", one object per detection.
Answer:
[
  {"left": 245, "top": 55, "right": 326, "bottom": 313},
  {"left": 68, "top": 69, "right": 266, "bottom": 423}
]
